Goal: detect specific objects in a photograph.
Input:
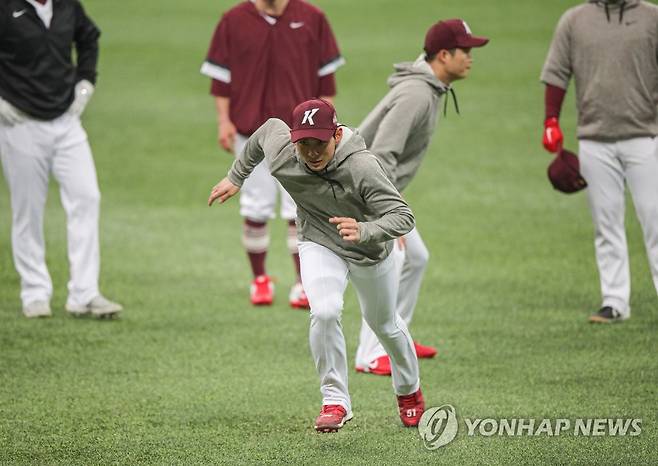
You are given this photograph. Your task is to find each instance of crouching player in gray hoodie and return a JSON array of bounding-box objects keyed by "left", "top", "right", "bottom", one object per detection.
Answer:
[
  {"left": 208, "top": 99, "right": 424, "bottom": 432},
  {"left": 355, "top": 19, "right": 489, "bottom": 375}
]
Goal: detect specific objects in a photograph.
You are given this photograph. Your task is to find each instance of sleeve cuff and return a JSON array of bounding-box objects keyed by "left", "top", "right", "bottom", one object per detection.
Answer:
[
  {"left": 318, "top": 56, "right": 346, "bottom": 77},
  {"left": 540, "top": 75, "right": 569, "bottom": 92},
  {"left": 201, "top": 61, "right": 231, "bottom": 83},
  {"left": 227, "top": 170, "right": 244, "bottom": 188},
  {"left": 357, "top": 222, "right": 371, "bottom": 244}
]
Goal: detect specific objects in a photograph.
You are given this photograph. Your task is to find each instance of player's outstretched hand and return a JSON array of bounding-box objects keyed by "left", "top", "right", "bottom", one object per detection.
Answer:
[
  {"left": 330, "top": 217, "right": 360, "bottom": 243},
  {"left": 208, "top": 177, "right": 239, "bottom": 206},
  {"left": 218, "top": 120, "right": 237, "bottom": 153}
]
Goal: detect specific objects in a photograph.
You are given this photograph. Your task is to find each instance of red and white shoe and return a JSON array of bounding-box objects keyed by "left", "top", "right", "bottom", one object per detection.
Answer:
[
  {"left": 355, "top": 355, "right": 391, "bottom": 376},
  {"left": 250, "top": 275, "right": 274, "bottom": 305},
  {"left": 289, "top": 282, "right": 310, "bottom": 309},
  {"left": 397, "top": 389, "right": 425, "bottom": 427},
  {"left": 414, "top": 341, "right": 438, "bottom": 359},
  {"left": 314, "top": 404, "right": 353, "bottom": 433}
]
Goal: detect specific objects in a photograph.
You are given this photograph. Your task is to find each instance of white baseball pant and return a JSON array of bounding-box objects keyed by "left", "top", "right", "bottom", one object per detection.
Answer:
[
  {"left": 0, "top": 113, "right": 101, "bottom": 307},
  {"left": 299, "top": 240, "right": 420, "bottom": 413},
  {"left": 234, "top": 133, "right": 297, "bottom": 222},
  {"left": 579, "top": 137, "right": 658, "bottom": 315},
  {"left": 355, "top": 227, "right": 429, "bottom": 368}
]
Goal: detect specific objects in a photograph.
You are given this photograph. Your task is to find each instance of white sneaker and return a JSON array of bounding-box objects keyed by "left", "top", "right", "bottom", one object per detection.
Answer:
[
  {"left": 66, "top": 295, "right": 123, "bottom": 318},
  {"left": 22, "top": 301, "right": 52, "bottom": 318}
]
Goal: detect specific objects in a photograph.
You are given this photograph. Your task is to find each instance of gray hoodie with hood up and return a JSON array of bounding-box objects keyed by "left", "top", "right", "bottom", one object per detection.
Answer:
[
  {"left": 358, "top": 55, "right": 448, "bottom": 192},
  {"left": 227, "top": 119, "right": 415, "bottom": 266},
  {"left": 541, "top": 0, "right": 658, "bottom": 141}
]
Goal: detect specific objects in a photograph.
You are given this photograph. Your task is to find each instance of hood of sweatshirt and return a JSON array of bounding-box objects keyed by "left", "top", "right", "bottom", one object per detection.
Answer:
[
  {"left": 387, "top": 54, "right": 449, "bottom": 95},
  {"left": 588, "top": 0, "right": 640, "bottom": 23}
]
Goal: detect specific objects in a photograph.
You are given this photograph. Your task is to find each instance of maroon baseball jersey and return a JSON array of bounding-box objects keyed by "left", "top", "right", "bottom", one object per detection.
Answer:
[{"left": 201, "top": 0, "right": 344, "bottom": 136}]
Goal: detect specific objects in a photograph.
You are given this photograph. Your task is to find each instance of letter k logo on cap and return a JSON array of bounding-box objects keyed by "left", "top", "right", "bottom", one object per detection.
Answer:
[{"left": 301, "top": 108, "right": 319, "bottom": 126}]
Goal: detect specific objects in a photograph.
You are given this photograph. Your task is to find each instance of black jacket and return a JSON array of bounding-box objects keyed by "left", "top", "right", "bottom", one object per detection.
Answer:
[{"left": 0, "top": 0, "right": 100, "bottom": 120}]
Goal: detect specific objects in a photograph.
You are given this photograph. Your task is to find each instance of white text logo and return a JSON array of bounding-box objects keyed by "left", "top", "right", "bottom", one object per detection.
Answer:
[
  {"left": 419, "top": 404, "right": 643, "bottom": 451},
  {"left": 465, "top": 418, "right": 642, "bottom": 437},
  {"left": 301, "top": 108, "right": 319, "bottom": 125}
]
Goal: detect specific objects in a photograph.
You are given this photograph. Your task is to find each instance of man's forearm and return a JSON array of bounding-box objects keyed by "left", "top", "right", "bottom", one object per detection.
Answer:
[
  {"left": 544, "top": 84, "right": 566, "bottom": 120},
  {"left": 358, "top": 207, "right": 415, "bottom": 244},
  {"left": 215, "top": 96, "right": 231, "bottom": 124}
]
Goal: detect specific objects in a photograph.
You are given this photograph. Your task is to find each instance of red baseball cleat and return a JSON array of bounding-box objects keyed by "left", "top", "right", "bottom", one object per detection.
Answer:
[
  {"left": 397, "top": 388, "right": 425, "bottom": 427},
  {"left": 250, "top": 275, "right": 274, "bottom": 305},
  {"left": 355, "top": 355, "right": 391, "bottom": 376},
  {"left": 289, "top": 282, "right": 310, "bottom": 309},
  {"left": 314, "top": 405, "right": 353, "bottom": 433},
  {"left": 414, "top": 341, "right": 438, "bottom": 359}
]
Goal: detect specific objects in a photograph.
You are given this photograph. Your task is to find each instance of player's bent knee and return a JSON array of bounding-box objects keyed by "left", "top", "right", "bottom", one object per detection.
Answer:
[
  {"left": 409, "top": 248, "right": 429, "bottom": 269},
  {"left": 309, "top": 296, "right": 343, "bottom": 323}
]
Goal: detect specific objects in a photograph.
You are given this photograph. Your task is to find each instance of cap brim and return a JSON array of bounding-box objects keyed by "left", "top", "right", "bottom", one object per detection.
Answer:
[
  {"left": 290, "top": 128, "right": 335, "bottom": 143},
  {"left": 458, "top": 36, "right": 489, "bottom": 48}
]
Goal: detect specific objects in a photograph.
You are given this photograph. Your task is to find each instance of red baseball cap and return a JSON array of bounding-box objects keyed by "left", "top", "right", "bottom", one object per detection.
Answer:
[
  {"left": 424, "top": 19, "right": 489, "bottom": 55},
  {"left": 548, "top": 148, "right": 588, "bottom": 194},
  {"left": 290, "top": 98, "right": 338, "bottom": 143}
]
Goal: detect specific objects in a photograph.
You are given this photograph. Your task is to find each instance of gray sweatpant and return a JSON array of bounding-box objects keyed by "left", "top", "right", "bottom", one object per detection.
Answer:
[{"left": 579, "top": 137, "right": 658, "bottom": 314}]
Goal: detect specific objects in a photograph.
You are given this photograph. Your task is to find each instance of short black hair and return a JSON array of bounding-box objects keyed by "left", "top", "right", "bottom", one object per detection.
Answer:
[{"left": 424, "top": 48, "right": 457, "bottom": 62}]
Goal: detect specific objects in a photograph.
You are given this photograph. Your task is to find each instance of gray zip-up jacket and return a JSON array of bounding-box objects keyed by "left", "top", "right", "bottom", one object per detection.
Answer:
[
  {"left": 358, "top": 55, "right": 448, "bottom": 192},
  {"left": 541, "top": 0, "right": 658, "bottom": 141},
  {"left": 227, "top": 119, "right": 415, "bottom": 266}
]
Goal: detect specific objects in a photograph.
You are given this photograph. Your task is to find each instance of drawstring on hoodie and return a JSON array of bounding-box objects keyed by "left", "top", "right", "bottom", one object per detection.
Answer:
[
  {"left": 443, "top": 88, "right": 460, "bottom": 117},
  {"left": 600, "top": 0, "right": 627, "bottom": 23},
  {"left": 301, "top": 160, "right": 338, "bottom": 199},
  {"left": 307, "top": 167, "right": 342, "bottom": 200}
]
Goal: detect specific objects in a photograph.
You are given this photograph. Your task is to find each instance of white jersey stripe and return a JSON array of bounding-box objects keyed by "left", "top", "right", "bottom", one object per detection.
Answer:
[
  {"left": 200, "top": 61, "right": 231, "bottom": 83},
  {"left": 318, "top": 56, "right": 346, "bottom": 77}
]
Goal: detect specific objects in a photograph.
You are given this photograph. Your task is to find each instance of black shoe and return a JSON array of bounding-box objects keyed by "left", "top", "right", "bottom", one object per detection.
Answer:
[{"left": 588, "top": 306, "right": 627, "bottom": 323}]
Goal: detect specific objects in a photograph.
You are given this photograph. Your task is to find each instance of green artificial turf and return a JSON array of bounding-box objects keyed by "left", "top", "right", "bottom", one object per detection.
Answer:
[{"left": 1, "top": 0, "right": 656, "bottom": 463}]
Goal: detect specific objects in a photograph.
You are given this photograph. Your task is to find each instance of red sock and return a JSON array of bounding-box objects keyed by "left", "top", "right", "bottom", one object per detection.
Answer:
[{"left": 248, "top": 251, "right": 267, "bottom": 277}]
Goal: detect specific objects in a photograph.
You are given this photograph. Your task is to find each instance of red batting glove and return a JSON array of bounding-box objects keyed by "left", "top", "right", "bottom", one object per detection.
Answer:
[{"left": 542, "top": 117, "right": 563, "bottom": 153}]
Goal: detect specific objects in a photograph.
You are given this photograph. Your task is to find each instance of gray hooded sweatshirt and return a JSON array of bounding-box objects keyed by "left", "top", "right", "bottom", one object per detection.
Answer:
[
  {"left": 541, "top": 0, "right": 658, "bottom": 141},
  {"left": 227, "top": 119, "right": 415, "bottom": 266},
  {"left": 358, "top": 55, "right": 448, "bottom": 192}
]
